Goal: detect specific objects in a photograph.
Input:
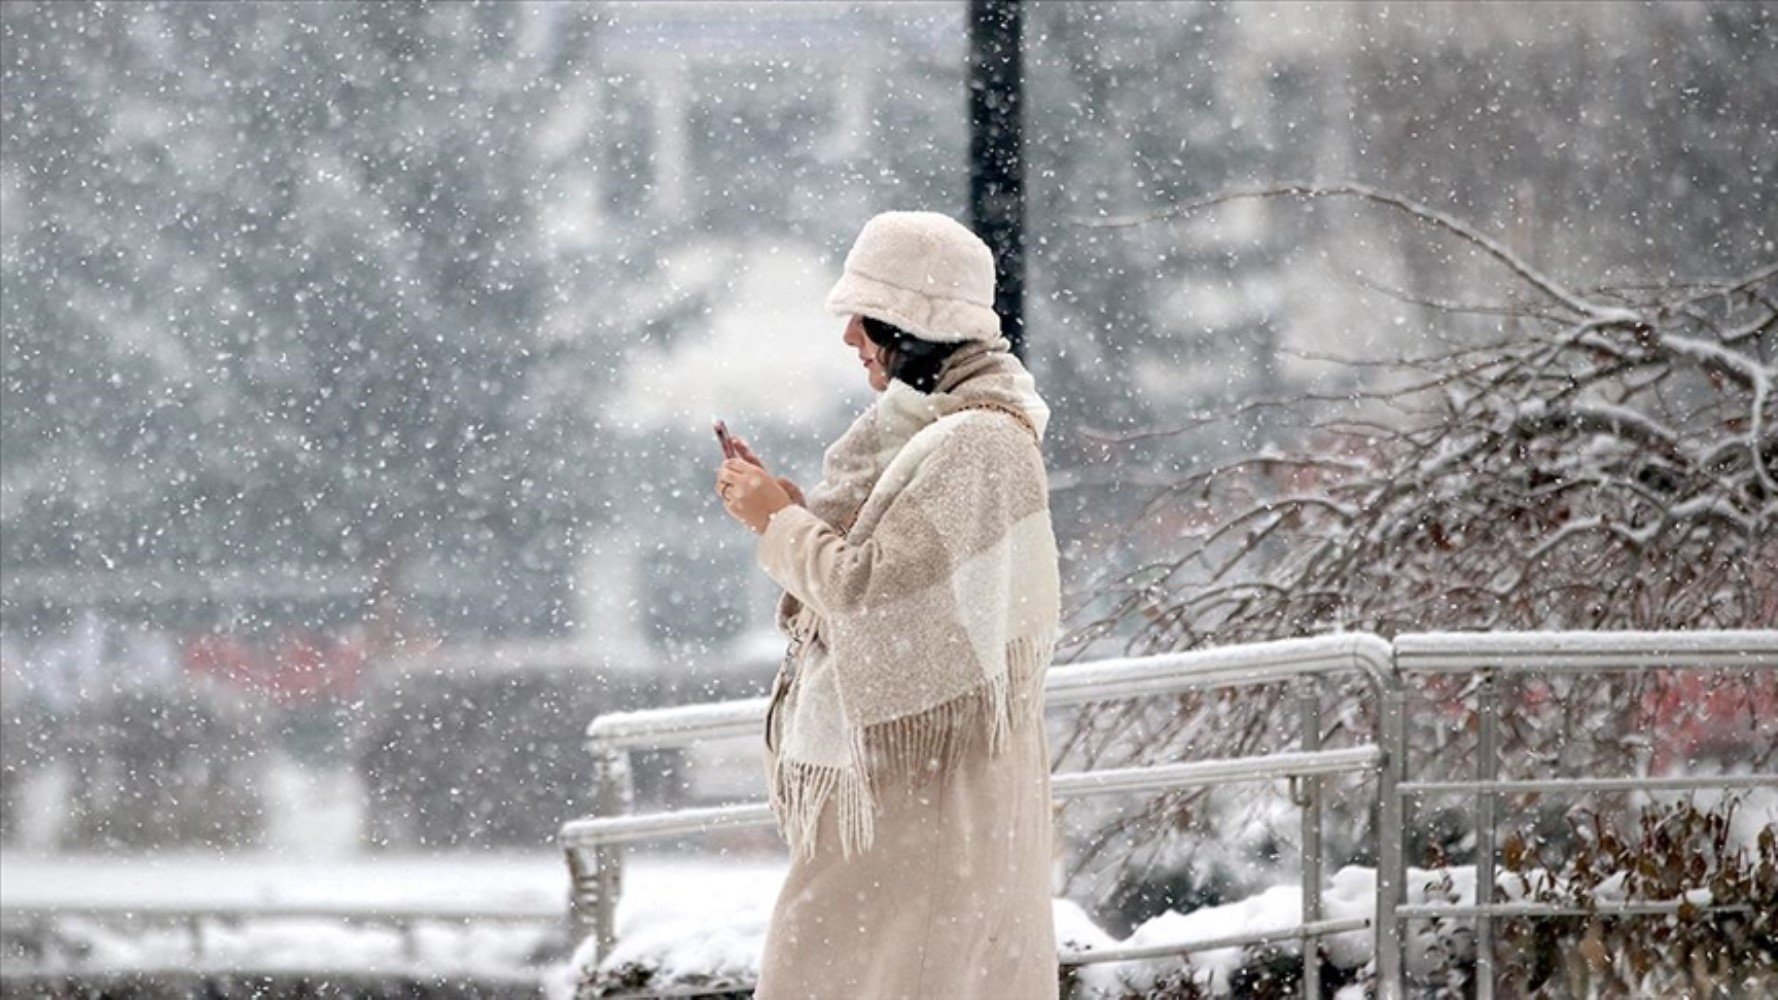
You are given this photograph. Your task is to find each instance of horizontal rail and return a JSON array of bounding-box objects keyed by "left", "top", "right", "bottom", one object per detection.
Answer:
[
  {"left": 585, "top": 633, "right": 1395, "bottom": 750},
  {"left": 1053, "top": 747, "right": 1380, "bottom": 799},
  {"left": 1399, "top": 774, "right": 1778, "bottom": 796},
  {"left": 1040, "top": 633, "right": 1396, "bottom": 706},
  {"left": 0, "top": 901, "right": 561, "bottom": 924},
  {"left": 1396, "top": 901, "right": 1758, "bottom": 920},
  {"left": 0, "top": 965, "right": 551, "bottom": 987},
  {"left": 1058, "top": 916, "right": 1371, "bottom": 967},
  {"left": 583, "top": 696, "right": 771, "bottom": 751},
  {"left": 562, "top": 801, "right": 775, "bottom": 846},
  {"left": 581, "top": 629, "right": 1776, "bottom": 750},
  {"left": 1393, "top": 629, "right": 1778, "bottom": 674},
  {"left": 561, "top": 747, "right": 1381, "bottom": 849}
]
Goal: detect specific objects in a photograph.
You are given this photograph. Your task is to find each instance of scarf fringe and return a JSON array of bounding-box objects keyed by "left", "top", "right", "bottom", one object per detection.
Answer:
[{"left": 768, "top": 633, "right": 1054, "bottom": 862}]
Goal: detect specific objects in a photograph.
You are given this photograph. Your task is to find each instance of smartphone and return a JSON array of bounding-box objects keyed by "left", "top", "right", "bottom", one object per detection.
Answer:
[{"left": 713, "top": 419, "right": 738, "bottom": 460}]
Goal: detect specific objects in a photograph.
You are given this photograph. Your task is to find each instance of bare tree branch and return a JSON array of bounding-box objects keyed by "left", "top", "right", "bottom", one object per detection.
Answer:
[{"left": 1075, "top": 182, "right": 1620, "bottom": 318}]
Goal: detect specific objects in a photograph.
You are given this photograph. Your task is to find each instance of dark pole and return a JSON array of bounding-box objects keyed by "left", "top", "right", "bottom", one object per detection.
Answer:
[{"left": 968, "top": 0, "right": 1025, "bottom": 359}]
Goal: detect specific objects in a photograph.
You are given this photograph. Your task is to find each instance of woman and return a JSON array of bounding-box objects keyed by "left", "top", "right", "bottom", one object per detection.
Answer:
[{"left": 715, "top": 210, "right": 1062, "bottom": 1000}]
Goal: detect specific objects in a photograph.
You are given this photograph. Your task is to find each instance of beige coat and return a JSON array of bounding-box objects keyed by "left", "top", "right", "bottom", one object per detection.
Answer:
[
  {"left": 756, "top": 650, "right": 1060, "bottom": 1000},
  {"left": 747, "top": 341, "right": 1062, "bottom": 998}
]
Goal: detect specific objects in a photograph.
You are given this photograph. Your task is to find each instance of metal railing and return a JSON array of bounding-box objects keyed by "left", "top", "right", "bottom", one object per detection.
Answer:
[
  {"left": 561, "top": 632, "right": 1399, "bottom": 999},
  {"left": 1386, "top": 630, "right": 1778, "bottom": 1000},
  {"left": 558, "top": 629, "right": 1778, "bottom": 999}
]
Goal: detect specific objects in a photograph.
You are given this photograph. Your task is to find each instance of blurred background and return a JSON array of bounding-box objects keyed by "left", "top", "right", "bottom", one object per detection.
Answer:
[{"left": 2, "top": 0, "right": 1774, "bottom": 992}]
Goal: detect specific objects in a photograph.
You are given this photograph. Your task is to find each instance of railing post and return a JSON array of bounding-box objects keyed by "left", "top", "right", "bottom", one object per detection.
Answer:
[
  {"left": 1295, "top": 677, "right": 1324, "bottom": 1000},
  {"left": 568, "top": 745, "right": 632, "bottom": 965},
  {"left": 1474, "top": 669, "right": 1499, "bottom": 1000},
  {"left": 1374, "top": 658, "right": 1406, "bottom": 1000}
]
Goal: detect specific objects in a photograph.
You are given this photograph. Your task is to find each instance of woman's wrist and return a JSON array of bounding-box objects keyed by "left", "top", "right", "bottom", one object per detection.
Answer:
[{"left": 755, "top": 497, "right": 794, "bottom": 534}]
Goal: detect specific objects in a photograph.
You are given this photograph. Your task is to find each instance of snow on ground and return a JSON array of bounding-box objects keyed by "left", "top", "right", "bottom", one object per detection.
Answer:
[
  {"left": 1080, "top": 882, "right": 1312, "bottom": 994},
  {"left": 0, "top": 847, "right": 786, "bottom": 985},
  {"left": 0, "top": 848, "right": 573, "bottom": 916},
  {"left": 1063, "top": 865, "right": 1394, "bottom": 998},
  {"left": 552, "top": 855, "right": 785, "bottom": 1000},
  {"left": 19, "top": 914, "right": 554, "bottom": 983},
  {"left": 1058, "top": 862, "right": 1492, "bottom": 996}
]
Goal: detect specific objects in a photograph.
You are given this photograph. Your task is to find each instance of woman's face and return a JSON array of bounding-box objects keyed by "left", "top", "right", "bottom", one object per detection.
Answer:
[{"left": 842, "top": 314, "right": 890, "bottom": 393}]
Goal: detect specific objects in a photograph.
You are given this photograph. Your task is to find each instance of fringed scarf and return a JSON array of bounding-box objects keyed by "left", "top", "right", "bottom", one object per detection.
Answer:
[{"left": 756, "top": 335, "right": 1061, "bottom": 860}]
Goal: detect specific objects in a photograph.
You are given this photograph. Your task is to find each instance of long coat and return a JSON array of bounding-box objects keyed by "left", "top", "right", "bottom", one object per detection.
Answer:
[{"left": 754, "top": 645, "right": 1061, "bottom": 1000}]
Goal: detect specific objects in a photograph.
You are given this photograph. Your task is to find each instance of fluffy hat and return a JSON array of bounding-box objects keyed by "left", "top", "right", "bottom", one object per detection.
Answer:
[{"left": 824, "top": 210, "right": 1001, "bottom": 344}]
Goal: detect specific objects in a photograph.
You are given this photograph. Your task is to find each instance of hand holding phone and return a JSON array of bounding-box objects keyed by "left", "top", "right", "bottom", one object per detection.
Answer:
[{"left": 714, "top": 420, "right": 804, "bottom": 520}]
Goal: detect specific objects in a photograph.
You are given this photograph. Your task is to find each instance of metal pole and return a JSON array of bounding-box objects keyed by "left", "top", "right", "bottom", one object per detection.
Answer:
[
  {"left": 1296, "top": 678, "right": 1324, "bottom": 999},
  {"left": 568, "top": 746, "right": 632, "bottom": 963},
  {"left": 1374, "top": 677, "right": 1407, "bottom": 999},
  {"left": 1474, "top": 671, "right": 1499, "bottom": 1000},
  {"left": 967, "top": 0, "right": 1026, "bottom": 359}
]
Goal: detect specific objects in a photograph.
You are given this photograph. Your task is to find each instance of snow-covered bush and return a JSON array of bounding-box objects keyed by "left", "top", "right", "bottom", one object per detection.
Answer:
[
  {"left": 1066, "top": 797, "right": 1774, "bottom": 997},
  {"left": 1056, "top": 186, "right": 1776, "bottom": 917},
  {"left": 1493, "top": 797, "right": 1778, "bottom": 997}
]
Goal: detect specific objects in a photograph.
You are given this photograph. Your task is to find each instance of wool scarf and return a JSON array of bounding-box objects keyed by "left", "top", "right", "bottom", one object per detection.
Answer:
[{"left": 758, "top": 335, "right": 1061, "bottom": 860}]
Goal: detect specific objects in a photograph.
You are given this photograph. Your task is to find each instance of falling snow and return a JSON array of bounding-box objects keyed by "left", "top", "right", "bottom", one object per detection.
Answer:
[{"left": 3, "top": 1, "right": 1775, "bottom": 996}]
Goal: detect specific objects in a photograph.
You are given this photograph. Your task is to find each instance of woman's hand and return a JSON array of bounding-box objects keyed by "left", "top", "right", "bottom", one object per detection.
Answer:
[
  {"left": 717, "top": 456, "right": 794, "bottom": 534},
  {"left": 730, "top": 435, "right": 806, "bottom": 507},
  {"left": 730, "top": 435, "right": 767, "bottom": 470},
  {"left": 776, "top": 476, "right": 806, "bottom": 506}
]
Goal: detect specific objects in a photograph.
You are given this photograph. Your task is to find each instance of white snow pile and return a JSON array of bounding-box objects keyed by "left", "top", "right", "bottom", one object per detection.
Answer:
[
  {"left": 550, "top": 856, "right": 783, "bottom": 999},
  {"left": 1055, "top": 864, "right": 1483, "bottom": 998}
]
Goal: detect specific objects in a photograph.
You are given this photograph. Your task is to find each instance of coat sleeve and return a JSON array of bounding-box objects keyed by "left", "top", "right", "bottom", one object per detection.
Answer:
[
  {"left": 754, "top": 504, "right": 868, "bottom": 620},
  {"left": 755, "top": 425, "right": 1002, "bottom": 620}
]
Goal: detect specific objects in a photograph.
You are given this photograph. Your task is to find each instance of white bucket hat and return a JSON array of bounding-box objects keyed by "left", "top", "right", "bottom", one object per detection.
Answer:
[{"left": 823, "top": 210, "right": 1001, "bottom": 344}]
